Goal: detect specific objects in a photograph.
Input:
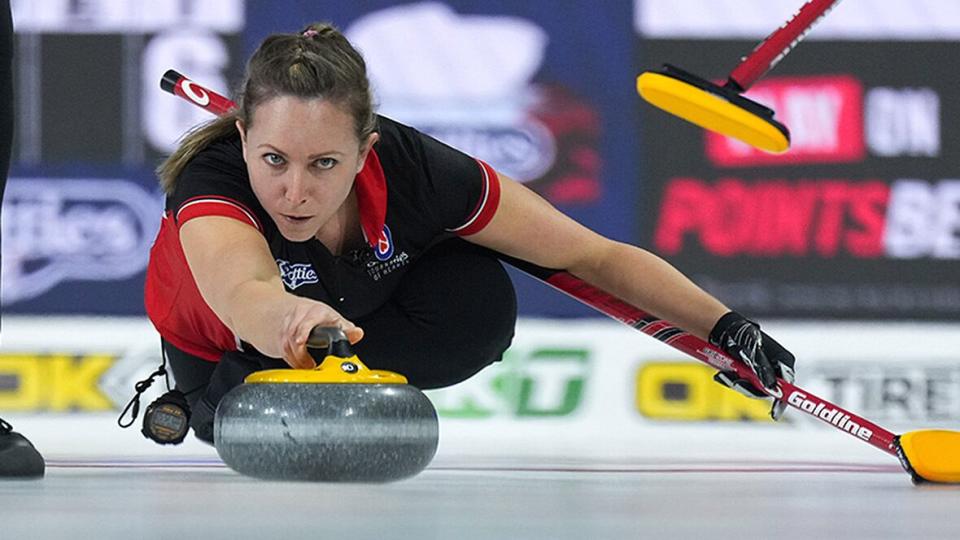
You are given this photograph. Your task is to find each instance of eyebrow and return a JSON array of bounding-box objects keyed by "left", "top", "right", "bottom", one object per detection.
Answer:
[{"left": 256, "top": 143, "right": 346, "bottom": 159}]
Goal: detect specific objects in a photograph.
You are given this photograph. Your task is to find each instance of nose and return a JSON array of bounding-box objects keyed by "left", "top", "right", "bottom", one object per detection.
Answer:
[{"left": 283, "top": 169, "right": 308, "bottom": 205}]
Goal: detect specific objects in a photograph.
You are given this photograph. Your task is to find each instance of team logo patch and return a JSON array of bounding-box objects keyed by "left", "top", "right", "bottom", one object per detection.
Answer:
[
  {"left": 374, "top": 225, "right": 395, "bottom": 261},
  {"left": 277, "top": 259, "right": 319, "bottom": 290}
]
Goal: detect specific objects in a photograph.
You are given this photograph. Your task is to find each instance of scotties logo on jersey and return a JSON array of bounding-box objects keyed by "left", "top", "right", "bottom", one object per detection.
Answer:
[
  {"left": 277, "top": 260, "right": 319, "bottom": 290},
  {"left": 374, "top": 225, "right": 395, "bottom": 261}
]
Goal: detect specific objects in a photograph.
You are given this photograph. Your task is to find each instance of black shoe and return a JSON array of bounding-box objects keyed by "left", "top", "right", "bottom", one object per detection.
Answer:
[{"left": 0, "top": 418, "right": 45, "bottom": 478}]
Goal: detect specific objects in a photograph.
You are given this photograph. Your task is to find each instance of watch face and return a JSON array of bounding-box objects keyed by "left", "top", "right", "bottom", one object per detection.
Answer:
[{"left": 145, "top": 403, "right": 189, "bottom": 443}]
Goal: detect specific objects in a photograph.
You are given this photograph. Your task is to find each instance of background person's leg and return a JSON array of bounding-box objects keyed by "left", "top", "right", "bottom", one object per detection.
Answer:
[
  {"left": 0, "top": 0, "right": 11, "bottom": 198},
  {"left": 0, "top": 0, "right": 45, "bottom": 479},
  {"left": 352, "top": 238, "right": 518, "bottom": 389}
]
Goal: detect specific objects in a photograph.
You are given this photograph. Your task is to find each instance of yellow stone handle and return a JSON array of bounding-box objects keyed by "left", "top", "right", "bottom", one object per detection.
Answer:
[{"left": 243, "top": 327, "right": 409, "bottom": 384}]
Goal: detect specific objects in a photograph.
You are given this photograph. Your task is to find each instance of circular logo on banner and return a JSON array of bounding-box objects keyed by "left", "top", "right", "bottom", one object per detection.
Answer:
[
  {"left": 181, "top": 80, "right": 211, "bottom": 107},
  {"left": 375, "top": 225, "right": 394, "bottom": 261}
]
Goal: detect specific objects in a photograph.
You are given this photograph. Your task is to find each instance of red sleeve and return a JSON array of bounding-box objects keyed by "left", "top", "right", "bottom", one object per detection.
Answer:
[
  {"left": 375, "top": 117, "right": 502, "bottom": 235},
  {"left": 176, "top": 195, "right": 262, "bottom": 232},
  {"left": 446, "top": 159, "right": 501, "bottom": 236},
  {"left": 167, "top": 136, "right": 266, "bottom": 232}
]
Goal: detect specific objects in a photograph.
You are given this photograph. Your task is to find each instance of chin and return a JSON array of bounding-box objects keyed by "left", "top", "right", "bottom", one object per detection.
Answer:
[
  {"left": 270, "top": 213, "right": 319, "bottom": 242},
  {"left": 273, "top": 222, "right": 316, "bottom": 242},
  {"left": 280, "top": 229, "right": 316, "bottom": 243}
]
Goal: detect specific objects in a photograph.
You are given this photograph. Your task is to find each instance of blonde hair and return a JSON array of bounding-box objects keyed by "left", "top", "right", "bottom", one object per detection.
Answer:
[{"left": 157, "top": 23, "right": 377, "bottom": 194}]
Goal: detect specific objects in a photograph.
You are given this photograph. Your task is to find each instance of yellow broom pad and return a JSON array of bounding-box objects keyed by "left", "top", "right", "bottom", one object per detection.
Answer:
[
  {"left": 637, "top": 71, "right": 789, "bottom": 154},
  {"left": 899, "top": 430, "right": 960, "bottom": 483}
]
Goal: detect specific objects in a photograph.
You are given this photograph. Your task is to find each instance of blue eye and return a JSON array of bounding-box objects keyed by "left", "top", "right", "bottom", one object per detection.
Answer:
[
  {"left": 315, "top": 157, "right": 338, "bottom": 170},
  {"left": 263, "top": 153, "right": 285, "bottom": 166}
]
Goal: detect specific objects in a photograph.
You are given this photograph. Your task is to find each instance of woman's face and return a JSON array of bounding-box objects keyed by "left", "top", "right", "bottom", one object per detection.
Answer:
[{"left": 238, "top": 96, "right": 377, "bottom": 242}]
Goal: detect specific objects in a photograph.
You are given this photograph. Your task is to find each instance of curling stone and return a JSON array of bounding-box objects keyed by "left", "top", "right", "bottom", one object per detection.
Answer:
[{"left": 213, "top": 327, "right": 438, "bottom": 482}]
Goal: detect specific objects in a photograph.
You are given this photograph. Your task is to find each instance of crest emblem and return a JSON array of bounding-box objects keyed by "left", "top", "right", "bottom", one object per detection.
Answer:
[{"left": 374, "top": 225, "right": 395, "bottom": 261}]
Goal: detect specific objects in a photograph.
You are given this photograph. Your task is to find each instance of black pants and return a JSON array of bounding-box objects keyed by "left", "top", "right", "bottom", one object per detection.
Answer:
[
  {"left": 166, "top": 238, "right": 517, "bottom": 443},
  {"left": 0, "top": 0, "right": 11, "bottom": 200}
]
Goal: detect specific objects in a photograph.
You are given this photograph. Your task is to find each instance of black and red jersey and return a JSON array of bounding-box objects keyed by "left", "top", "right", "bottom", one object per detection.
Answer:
[{"left": 145, "top": 115, "right": 501, "bottom": 361}]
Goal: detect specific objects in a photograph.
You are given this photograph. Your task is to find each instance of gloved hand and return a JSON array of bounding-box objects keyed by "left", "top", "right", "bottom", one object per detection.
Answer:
[{"left": 708, "top": 312, "right": 796, "bottom": 421}]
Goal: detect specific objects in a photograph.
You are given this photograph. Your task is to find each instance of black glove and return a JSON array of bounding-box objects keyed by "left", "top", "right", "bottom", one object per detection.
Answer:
[{"left": 708, "top": 312, "right": 796, "bottom": 421}]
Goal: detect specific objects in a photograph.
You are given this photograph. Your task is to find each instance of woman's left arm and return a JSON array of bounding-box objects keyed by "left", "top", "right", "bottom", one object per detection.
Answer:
[{"left": 463, "top": 171, "right": 729, "bottom": 340}]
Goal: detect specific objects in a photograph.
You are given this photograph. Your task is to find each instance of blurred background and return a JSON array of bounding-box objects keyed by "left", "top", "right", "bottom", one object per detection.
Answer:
[{"left": 1, "top": 0, "right": 958, "bottom": 461}]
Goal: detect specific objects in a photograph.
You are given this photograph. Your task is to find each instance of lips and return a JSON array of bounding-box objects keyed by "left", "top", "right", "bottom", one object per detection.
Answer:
[{"left": 281, "top": 214, "right": 313, "bottom": 224}]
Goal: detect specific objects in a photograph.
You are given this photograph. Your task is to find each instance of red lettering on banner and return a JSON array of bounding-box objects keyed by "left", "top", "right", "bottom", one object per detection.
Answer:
[
  {"left": 815, "top": 182, "right": 846, "bottom": 256},
  {"left": 705, "top": 75, "right": 866, "bottom": 167},
  {"left": 849, "top": 182, "right": 889, "bottom": 257},
  {"left": 653, "top": 178, "right": 709, "bottom": 254},
  {"left": 700, "top": 178, "right": 751, "bottom": 256},
  {"left": 653, "top": 178, "right": 889, "bottom": 258},
  {"left": 772, "top": 182, "right": 819, "bottom": 256}
]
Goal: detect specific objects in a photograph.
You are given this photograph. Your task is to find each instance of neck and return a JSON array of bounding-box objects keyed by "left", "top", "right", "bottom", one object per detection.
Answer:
[{"left": 316, "top": 188, "right": 362, "bottom": 256}]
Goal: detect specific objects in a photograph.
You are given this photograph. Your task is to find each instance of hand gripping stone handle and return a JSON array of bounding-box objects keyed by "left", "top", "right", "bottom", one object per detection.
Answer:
[{"left": 307, "top": 327, "right": 353, "bottom": 358}]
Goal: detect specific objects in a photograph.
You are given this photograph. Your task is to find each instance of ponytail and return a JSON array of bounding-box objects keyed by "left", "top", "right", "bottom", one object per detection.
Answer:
[{"left": 156, "top": 114, "right": 238, "bottom": 194}]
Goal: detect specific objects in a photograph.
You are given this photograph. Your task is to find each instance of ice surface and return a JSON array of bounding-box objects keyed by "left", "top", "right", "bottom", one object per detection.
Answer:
[{"left": 3, "top": 453, "right": 959, "bottom": 540}]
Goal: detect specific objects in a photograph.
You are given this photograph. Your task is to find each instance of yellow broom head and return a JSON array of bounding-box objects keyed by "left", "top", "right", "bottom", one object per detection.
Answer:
[
  {"left": 897, "top": 430, "right": 960, "bottom": 484},
  {"left": 637, "top": 65, "right": 790, "bottom": 154}
]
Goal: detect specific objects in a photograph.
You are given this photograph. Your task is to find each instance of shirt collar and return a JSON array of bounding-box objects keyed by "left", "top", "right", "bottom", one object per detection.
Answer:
[{"left": 355, "top": 147, "right": 388, "bottom": 247}]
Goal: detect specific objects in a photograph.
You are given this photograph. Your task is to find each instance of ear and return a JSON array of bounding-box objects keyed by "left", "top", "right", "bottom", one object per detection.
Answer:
[
  {"left": 356, "top": 132, "right": 380, "bottom": 174},
  {"left": 235, "top": 119, "right": 248, "bottom": 161}
]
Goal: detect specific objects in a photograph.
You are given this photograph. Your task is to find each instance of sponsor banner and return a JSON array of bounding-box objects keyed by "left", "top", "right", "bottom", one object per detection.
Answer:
[
  {"left": 635, "top": 362, "right": 773, "bottom": 422},
  {"left": 636, "top": 0, "right": 960, "bottom": 41},
  {"left": 633, "top": 359, "right": 960, "bottom": 429},
  {"left": 428, "top": 346, "right": 590, "bottom": 419},
  {"left": 797, "top": 361, "right": 960, "bottom": 427},
  {"left": 0, "top": 317, "right": 596, "bottom": 419},
  {"left": 4, "top": 316, "right": 956, "bottom": 423},
  {"left": 2, "top": 317, "right": 957, "bottom": 459},
  {"left": 638, "top": 38, "right": 960, "bottom": 319},
  {"left": 0, "top": 353, "right": 116, "bottom": 411},
  {"left": 0, "top": 318, "right": 166, "bottom": 412},
  {"left": 704, "top": 75, "right": 867, "bottom": 166},
  {"left": 1, "top": 176, "right": 163, "bottom": 313}
]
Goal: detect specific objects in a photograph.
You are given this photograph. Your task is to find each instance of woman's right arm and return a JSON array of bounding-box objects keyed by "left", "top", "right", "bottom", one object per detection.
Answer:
[{"left": 178, "top": 216, "right": 362, "bottom": 368}]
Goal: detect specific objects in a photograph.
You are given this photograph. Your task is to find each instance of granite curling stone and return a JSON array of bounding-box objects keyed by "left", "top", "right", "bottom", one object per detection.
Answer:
[{"left": 213, "top": 328, "right": 439, "bottom": 482}]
